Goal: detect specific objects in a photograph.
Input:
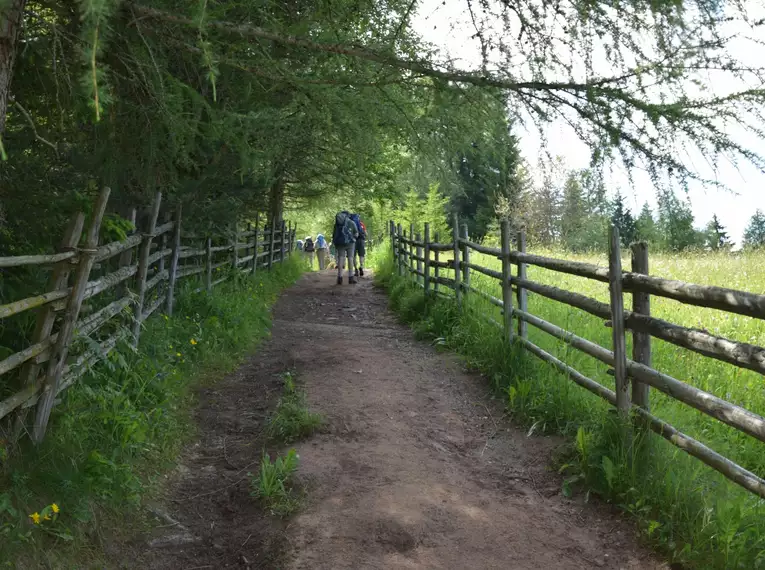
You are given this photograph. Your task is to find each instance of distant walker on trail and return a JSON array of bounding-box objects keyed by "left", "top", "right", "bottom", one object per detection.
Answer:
[
  {"left": 350, "top": 213, "right": 367, "bottom": 277},
  {"left": 333, "top": 211, "right": 359, "bottom": 285},
  {"left": 315, "top": 233, "right": 329, "bottom": 270},
  {"left": 304, "top": 236, "right": 315, "bottom": 268}
]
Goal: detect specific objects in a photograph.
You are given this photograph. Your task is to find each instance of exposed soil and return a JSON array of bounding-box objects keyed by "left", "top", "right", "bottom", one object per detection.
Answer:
[{"left": 123, "top": 269, "right": 669, "bottom": 570}]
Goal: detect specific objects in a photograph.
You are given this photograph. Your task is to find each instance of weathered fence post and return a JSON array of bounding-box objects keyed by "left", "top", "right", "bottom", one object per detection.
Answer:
[
  {"left": 461, "top": 223, "right": 470, "bottom": 297},
  {"left": 252, "top": 212, "right": 260, "bottom": 275},
  {"left": 396, "top": 223, "right": 403, "bottom": 276},
  {"left": 268, "top": 222, "right": 275, "bottom": 270},
  {"left": 245, "top": 222, "right": 252, "bottom": 272},
  {"left": 205, "top": 237, "right": 213, "bottom": 291},
  {"left": 117, "top": 208, "right": 137, "bottom": 297},
  {"left": 500, "top": 219, "right": 514, "bottom": 341},
  {"left": 33, "top": 187, "right": 111, "bottom": 443},
  {"left": 232, "top": 222, "right": 239, "bottom": 270},
  {"left": 166, "top": 204, "right": 182, "bottom": 316},
  {"left": 390, "top": 220, "right": 396, "bottom": 265},
  {"left": 280, "top": 220, "right": 287, "bottom": 264},
  {"left": 415, "top": 232, "right": 423, "bottom": 285},
  {"left": 433, "top": 231, "right": 440, "bottom": 295},
  {"left": 608, "top": 225, "right": 630, "bottom": 417},
  {"left": 402, "top": 229, "right": 407, "bottom": 276},
  {"left": 15, "top": 212, "right": 85, "bottom": 440},
  {"left": 424, "top": 223, "right": 431, "bottom": 296},
  {"left": 158, "top": 211, "right": 170, "bottom": 277},
  {"left": 631, "top": 241, "right": 651, "bottom": 411},
  {"left": 516, "top": 228, "right": 528, "bottom": 339},
  {"left": 408, "top": 224, "right": 415, "bottom": 281},
  {"left": 452, "top": 214, "right": 462, "bottom": 307},
  {"left": 132, "top": 192, "right": 162, "bottom": 345}
]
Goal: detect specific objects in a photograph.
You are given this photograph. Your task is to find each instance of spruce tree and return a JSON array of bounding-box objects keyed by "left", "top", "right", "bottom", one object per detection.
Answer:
[
  {"left": 611, "top": 192, "right": 636, "bottom": 247},
  {"left": 743, "top": 210, "right": 765, "bottom": 249},
  {"left": 560, "top": 172, "right": 586, "bottom": 251},
  {"left": 656, "top": 190, "right": 698, "bottom": 251},
  {"left": 704, "top": 215, "right": 732, "bottom": 250},
  {"left": 635, "top": 203, "right": 659, "bottom": 244}
]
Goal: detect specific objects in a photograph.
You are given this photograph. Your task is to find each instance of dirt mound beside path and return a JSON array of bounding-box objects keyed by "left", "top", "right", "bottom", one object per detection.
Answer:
[{"left": 127, "top": 269, "right": 668, "bottom": 570}]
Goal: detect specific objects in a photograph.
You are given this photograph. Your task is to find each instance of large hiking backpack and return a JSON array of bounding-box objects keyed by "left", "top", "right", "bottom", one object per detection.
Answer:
[
  {"left": 304, "top": 237, "right": 315, "bottom": 252},
  {"left": 333, "top": 212, "right": 357, "bottom": 245}
]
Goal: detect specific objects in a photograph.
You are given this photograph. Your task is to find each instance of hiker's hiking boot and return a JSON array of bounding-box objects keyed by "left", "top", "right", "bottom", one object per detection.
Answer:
[
  {"left": 359, "top": 268, "right": 364, "bottom": 277},
  {"left": 349, "top": 277, "right": 358, "bottom": 284},
  {"left": 354, "top": 268, "right": 359, "bottom": 277},
  {"left": 337, "top": 276, "right": 343, "bottom": 285}
]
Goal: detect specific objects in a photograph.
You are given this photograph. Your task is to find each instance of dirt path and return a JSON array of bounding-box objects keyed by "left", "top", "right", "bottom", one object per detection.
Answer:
[{"left": 127, "top": 270, "right": 667, "bottom": 570}]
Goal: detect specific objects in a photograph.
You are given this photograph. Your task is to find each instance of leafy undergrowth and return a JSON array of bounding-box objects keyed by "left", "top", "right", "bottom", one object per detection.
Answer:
[
  {"left": 0, "top": 259, "right": 303, "bottom": 569},
  {"left": 373, "top": 246, "right": 765, "bottom": 570}
]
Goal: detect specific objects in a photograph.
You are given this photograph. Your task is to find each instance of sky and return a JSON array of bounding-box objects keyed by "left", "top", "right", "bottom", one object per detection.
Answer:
[{"left": 410, "top": 0, "right": 765, "bottom": 245}]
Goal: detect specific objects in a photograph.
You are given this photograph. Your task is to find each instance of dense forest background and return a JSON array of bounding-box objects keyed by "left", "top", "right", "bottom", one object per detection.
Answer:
[{"left": 1, "top": 0, "right": 764, "bottom": 256}]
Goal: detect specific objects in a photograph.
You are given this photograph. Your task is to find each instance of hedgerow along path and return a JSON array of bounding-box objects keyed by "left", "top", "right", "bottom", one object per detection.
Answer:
[{"left": 128, "top": 269, "right": 668, "bottom": 569}]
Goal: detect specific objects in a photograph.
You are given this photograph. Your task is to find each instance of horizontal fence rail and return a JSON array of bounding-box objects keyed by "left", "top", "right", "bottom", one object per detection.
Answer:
[
  {"left": 0, "top": 192, "right": 296, "bottom": 445},
  {"left": 389, "top": 216, "right": 765, "bottom": 500}
]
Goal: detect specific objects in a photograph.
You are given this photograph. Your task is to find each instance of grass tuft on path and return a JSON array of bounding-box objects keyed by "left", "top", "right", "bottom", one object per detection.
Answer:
[
  {"left": 0, "top": 259, "right": 304, "bottom": 569},
  {"left": 249, "top": 449, "right": 301, "bottom": 517},
  {"left": 371, "top": 243, "right": 765, "bottom": 570}
]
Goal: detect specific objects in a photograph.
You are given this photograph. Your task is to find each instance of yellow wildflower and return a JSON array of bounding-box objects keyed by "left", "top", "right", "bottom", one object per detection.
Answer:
[
  {"left": 29, "top": 512, "right": 41, "bottom": 524},
  {"left": 190, "top": 339, "right": 197, "bottom": 346},
  {"left": 51, "top": 503, "right": 59, "bottom": 514},
  {"left": 43, "top": 514, "right": 51, "bottom": 521}
]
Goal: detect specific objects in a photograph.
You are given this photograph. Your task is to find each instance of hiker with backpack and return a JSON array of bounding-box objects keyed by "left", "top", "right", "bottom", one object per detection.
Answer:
[
  {"left": 350, "top": 213, "right": 367, "bottom": 277},
  {"left": 315, "top": 233, "right": 329, "bottom": 270},
  {"left": 303, "top": 235, "right": 315, "bottom": 268},
  {"left": 332, "top": 211, "right": 359, "bottom": 284}
]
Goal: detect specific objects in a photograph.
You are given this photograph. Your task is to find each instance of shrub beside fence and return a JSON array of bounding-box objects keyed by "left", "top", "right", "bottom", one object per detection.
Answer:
[
  {"left": 389, "top": 216, "right": 765, "bottom": 500},
  {"left": 0, "top": 188, "right": 295, "bottom": 445}
]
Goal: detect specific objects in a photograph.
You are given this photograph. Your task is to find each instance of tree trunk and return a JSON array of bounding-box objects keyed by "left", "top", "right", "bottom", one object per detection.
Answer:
[
  {"left": 0, "top": 0, "right": 27, "bottom": 135},
  {"left": 268, "top": 176, "right": 285, "bottom": 228}
]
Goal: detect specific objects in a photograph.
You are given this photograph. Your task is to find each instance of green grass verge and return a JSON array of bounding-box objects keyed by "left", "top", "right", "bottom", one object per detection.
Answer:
[
  {"left": 373, "top": 244, "right": 765, "bottom": 570},
  {"left": 0, "top": 259, "right": 304, "bottom": 569}
]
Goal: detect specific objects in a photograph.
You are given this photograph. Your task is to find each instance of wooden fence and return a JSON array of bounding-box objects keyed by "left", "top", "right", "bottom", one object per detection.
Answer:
[
  {"left": 390, "top": 216, "right": 765, "bottom": 500},
  {"left": 0, "top": 188, "right": 295, "bottom": 445}
]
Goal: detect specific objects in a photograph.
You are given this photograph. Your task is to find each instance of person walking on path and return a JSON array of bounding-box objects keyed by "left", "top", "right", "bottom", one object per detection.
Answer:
[
  {"left": 315, "top": 233, "right": 329, "bottom": 270},
  {"left": 303, "top": 236, "right": 315, "bottom": 269},
  {"left": 350, "top": 213, "right": 367, "bottom": 277},
  {"left": 332, "top": 211, "right": 359, "bottom": 285}
]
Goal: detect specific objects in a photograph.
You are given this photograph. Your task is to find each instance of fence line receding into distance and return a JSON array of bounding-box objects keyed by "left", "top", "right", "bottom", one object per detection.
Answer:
[
  {"left": 390, "top": 216, "right": 765, "bottom": 500},
  {"left": 0, "top": 188, "right": 295, "bottom": 445}
]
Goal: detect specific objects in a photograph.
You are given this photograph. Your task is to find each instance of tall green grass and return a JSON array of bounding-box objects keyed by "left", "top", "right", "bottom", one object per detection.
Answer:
[
  {"left": 374, "top": 243, "right": 765, "bottom": 569},
  {"left": 0, "top": 259, "right": 303, "bottom": 568}
]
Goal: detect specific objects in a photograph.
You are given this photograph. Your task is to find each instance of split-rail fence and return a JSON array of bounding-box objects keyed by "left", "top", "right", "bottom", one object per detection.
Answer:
[
  {"left": 390, "top": 216, "right": 765, "bottom": 500},
  {"left": 0, "top": 188, "right": 295, "bottom": 445}
]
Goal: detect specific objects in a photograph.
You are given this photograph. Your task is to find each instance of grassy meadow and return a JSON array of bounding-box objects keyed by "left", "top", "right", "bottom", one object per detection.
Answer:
[{"left": 374, "top": 243, "right": 765, "bottom": 569}]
